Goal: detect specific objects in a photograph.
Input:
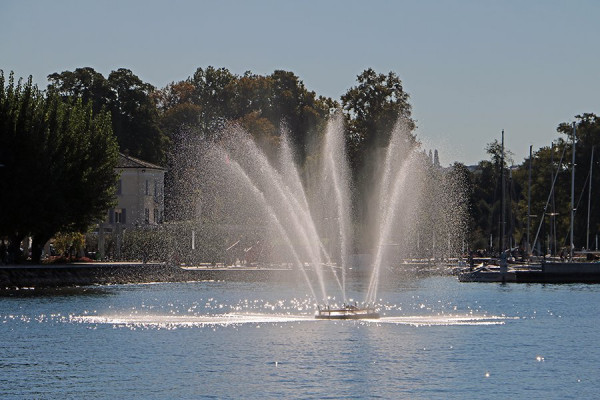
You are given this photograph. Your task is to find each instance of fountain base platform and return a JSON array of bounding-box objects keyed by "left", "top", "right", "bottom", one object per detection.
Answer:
[{"left": 315, "top": 304, "right": 380, "bottom": 320}]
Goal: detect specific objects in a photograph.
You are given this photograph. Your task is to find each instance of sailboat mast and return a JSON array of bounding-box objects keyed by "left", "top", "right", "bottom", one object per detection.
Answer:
[
  {"left": 501, "top": 130, "right": 506, "bottom": 253},
  {"left": 570, "top": 122, "right": 576, "bottom": 260},
  {"left": 587, "top": 146, "right": 594, "bottom": 250},
  {"left": 527, "top": 145, "right": 532, "bottom": 255},
  {"left": 551, "top": 143, "right": 556, "bottom": 256}
]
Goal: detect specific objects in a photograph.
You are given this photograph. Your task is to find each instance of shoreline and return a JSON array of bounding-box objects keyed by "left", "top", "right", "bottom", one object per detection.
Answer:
[
  {"left": 0, "top": 260, "right": 456, "bottom": 289},
  {"left": 0, "top": 262, "right": 294, "bottom": 289}
]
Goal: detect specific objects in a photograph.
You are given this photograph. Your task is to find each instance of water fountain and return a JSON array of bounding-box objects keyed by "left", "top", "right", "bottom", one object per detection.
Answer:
[{"left": 171, "top": 113, "right": 467, "bottom": 319}]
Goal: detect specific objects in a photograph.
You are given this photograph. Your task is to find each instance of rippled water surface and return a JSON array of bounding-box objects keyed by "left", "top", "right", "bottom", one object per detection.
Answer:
[{"left": 1, "top": 276, "right": 599, "bottom": 399}]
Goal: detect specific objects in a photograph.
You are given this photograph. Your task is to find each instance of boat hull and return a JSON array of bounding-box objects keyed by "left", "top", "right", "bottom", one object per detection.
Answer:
[{"left": 458, "top": 262, "right": 600, "bottom": 283}]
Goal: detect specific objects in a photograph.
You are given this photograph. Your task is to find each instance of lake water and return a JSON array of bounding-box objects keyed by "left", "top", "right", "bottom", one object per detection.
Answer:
[{"left": 1, "top": 274, "right": 599, "bottom": 399}]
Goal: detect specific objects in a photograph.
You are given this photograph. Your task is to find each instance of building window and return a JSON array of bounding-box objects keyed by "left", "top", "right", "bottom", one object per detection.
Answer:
[
  {"left": 145, "top": 208, "right": 150, "bottom": 224},
  {"left": 153, "top": 208, "right": 159, "bottom": 224},
  {"left": 116, "top": 179, "right": 122, "bottom": 195},
  {"left": 154, "top": 180, "right": 158, "bottom": 198},
  {"left": 114, "top": 208, "right": 126, "bottom": 224},
  {"left": 145, "top": 179, "right": 149, "bottom": 196}
]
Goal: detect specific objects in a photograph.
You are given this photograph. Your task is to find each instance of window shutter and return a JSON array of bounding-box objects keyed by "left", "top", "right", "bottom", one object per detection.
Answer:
[
  {"left": 109, "top": 209, "right": 114, "bottom": 224},
  {"left": 122, "top": 209, "right": 127, "bottom": 224}
]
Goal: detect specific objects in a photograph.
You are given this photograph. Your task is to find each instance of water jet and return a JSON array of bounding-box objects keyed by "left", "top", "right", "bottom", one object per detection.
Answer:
[{"left": 170, "top": 113, "right": 467, "bottom": 313}]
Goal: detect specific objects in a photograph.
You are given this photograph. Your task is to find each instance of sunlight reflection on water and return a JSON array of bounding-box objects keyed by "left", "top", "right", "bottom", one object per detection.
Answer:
[
  {"left": 71, "top": 312, "right": 511, "bottom": 329},
  {"left": 2, "top": 278, "right": 599, "bottom": 399}
]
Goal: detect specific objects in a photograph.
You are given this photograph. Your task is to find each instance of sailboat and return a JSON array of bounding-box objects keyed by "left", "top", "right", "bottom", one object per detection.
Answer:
[
  {"left": 460, "top": 124, "right": 600, "bottom": 283},
  {"left": 517, "top": 123, "right": 600, "bottom": 283},
  {"left": 459, "top": 130, "right": 518, "bottom": 283}
]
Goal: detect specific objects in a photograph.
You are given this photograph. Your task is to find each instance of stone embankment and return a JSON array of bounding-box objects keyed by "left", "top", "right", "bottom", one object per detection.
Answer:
[{"left": 0, "top": 263, "right": 292, "bottom": 288}]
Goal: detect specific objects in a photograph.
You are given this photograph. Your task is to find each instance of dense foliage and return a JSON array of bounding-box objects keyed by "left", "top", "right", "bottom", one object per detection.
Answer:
[
  {"left": 0, "top": 71, "right": 119, "bottom": 262},
  {"left": 341, "top": 69, "right": 417, "bottom": 222},
  {"left": 48, "top": 68, "right": 166, "bottom": 165},
  {"left": 2, "top": 64, "right": 598, "bottom": 261}
]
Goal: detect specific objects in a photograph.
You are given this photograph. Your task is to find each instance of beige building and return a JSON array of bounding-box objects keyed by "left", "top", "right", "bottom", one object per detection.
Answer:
[
  {"left": 106, "top": 153, "right": 166, "bottom": 228},
  {"left": 98, "top": 153, "right": 166, "bottom": 259}
]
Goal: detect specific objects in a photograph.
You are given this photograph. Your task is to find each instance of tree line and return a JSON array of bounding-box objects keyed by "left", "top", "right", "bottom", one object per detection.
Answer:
[
  {"left": 1, "top": 65, "right": 597, "bottom": 262},
  {"left": 0, "top": 66, "right": 416, "bottom": 262}
]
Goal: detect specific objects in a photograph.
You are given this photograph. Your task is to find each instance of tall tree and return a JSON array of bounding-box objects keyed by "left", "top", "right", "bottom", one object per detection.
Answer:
[
  {"left": 48, "top": 67, "right": 167, "bottom": 164},
  {"left": 341, "top": 69, "right": 416, "bottom": 221},
  {"left": 190, "top": 66, "right": 238, "bottom": 138},
  {"left": 107, "top": 68, "right": 167, "bottom": 164},
  {"left": 342, "top": 69, "right": 415, "bottom": 157},
  {"left": 0, "top": 71, "right": 119, "bottom": 262},
  {"left": 271, "top": 70, "right": 335, "bottom": 162}
]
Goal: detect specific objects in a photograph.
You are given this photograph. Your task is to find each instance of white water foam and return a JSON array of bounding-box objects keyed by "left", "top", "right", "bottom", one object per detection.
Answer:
[
  {"left": 72, "top": 313, "right": 313, "bottom": 328},
  {"left": 71, "top": 313, "right": 512, "bottom": 328},
  {"left": 376, "top": 315, "right": 512, "bottom": 326}
]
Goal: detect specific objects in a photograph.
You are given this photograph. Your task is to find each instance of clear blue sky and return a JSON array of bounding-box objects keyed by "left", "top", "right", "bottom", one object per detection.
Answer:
[{"left": 2, "top": 0, "right": 599, "bottom": 166}]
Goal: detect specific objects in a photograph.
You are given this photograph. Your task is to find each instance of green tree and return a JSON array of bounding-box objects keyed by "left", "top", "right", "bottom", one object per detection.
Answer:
[
  {"left": 107, "top": 68, "right": 167, "bottom": 164},
  {"left": 47, "top": 67, "right": 112, "bottom": 115},
  {"left": 263, "top": 70, "right": 334, "bottom": 162},
  {"left": 0, "top": 71, "right": 119, "bottom": 263},
  {"left": 190, "top": 66, "right": 238, "bottom": 137},
  {"left": 158, "top": 68, "right": 335, "bottom": 195},
  {"left": 342, "top": 69, "right": 416, "bottom": 161},
  {"left": 153, "top": 81, "right": 202, "bottom": 136},
  {"left": 48, "top": 67, "right": 167, "bottom": 164},
  {"left": 228, "top": 72, "right": 271, "bottom": 119},
  {"left": 341, "top": 69, "right": 416, "bottom": 222}
]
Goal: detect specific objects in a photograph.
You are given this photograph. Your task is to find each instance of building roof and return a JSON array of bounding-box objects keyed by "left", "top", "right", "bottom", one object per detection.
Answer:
[{"left": 117, "top": 153, "right": 165, "bottom": 170}]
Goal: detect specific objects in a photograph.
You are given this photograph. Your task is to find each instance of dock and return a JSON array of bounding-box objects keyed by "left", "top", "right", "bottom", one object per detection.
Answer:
[{"left": 458, "top": 261, "right": 600, "bottom": 283}]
